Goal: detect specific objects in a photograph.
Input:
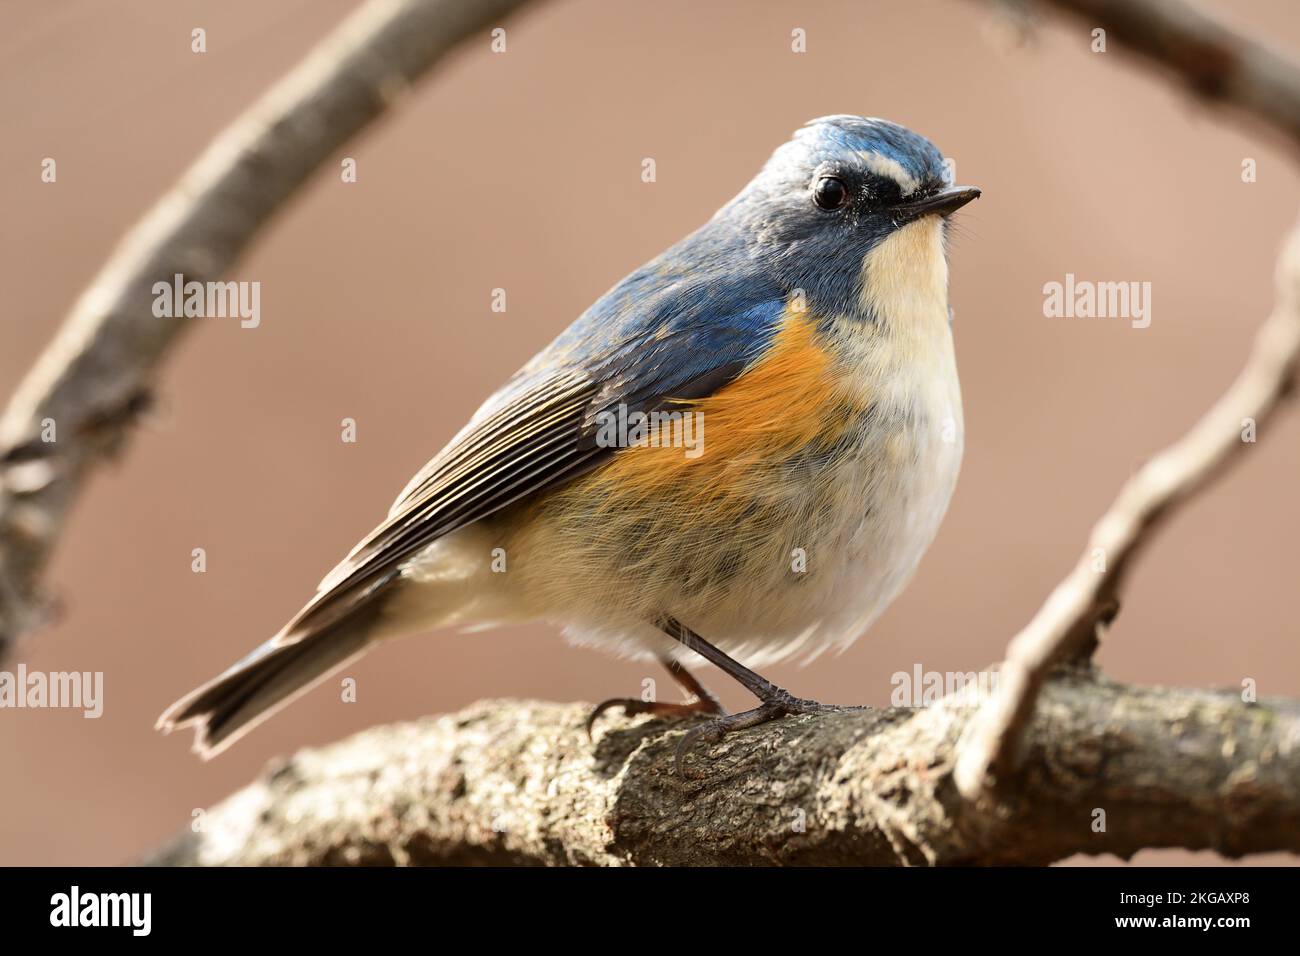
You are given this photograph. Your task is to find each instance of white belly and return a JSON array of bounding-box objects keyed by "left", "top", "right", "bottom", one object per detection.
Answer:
[{"left": 663, "top": 215, "right": 965, "bottom": 665}]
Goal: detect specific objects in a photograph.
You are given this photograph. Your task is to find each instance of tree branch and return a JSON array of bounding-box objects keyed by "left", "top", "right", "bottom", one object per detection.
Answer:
[
  {"left": 0, "top": 0, "right": 535, "bottom": 660},
  {"left": 954, "top": 217, "right": 1300, "bottom": 798},
  {"left": 1039, "top": 0, "right": 1300, "bottom": 150},
  {"left": 147, "top": 674, "right": 1300, "bottom": 866},
  {"left": 951, "top": 0, "right": 1300, "bottom": 801}
]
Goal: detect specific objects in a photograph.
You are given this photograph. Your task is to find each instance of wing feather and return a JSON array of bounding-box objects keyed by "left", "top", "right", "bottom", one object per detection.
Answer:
[{"left": 286, "top": 273, "right": 788, "bottom": 640}]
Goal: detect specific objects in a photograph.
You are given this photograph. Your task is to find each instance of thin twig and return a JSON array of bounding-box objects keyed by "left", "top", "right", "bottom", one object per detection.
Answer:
[
  {"left": 957, "top": 223, "right": 1300, "bottom": 796},
  {"left": 0, "top": 0, "right": 536, "bottom": 660},
  {"left": 953, "top": 0, "right": 1300, "bottom": 798},
  {"left": 1041, "top": 0, "right": 1300, "bottom": 150}
]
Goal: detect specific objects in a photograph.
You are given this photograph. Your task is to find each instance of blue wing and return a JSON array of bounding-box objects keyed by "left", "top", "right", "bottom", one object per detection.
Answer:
[{"left": 292, "top": 233, "right": 788, "bottom": 637}]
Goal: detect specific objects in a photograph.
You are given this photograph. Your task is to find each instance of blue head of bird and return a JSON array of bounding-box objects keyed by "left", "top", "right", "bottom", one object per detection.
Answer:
[{"left": 721, "top": 114, "right": 979, "bottom": 321}]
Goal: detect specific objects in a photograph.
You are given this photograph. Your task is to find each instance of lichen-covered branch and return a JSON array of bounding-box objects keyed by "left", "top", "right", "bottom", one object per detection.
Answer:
[
  {"left": 0, "top": 0, "right": 535, "bottom": 660},
  {"left": 148, "top": 674, "right": 1300, "bottom": 866}
]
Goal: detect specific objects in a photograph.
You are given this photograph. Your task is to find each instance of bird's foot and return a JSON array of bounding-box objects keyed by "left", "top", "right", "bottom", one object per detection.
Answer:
[
  {"left": 585, "top": 695, "right": 726, "bottom": 739},
  {"left": 674, "top": 688, "right": 867, "bottom": 775}
]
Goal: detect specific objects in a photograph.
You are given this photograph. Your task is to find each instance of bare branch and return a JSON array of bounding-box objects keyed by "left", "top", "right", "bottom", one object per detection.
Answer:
[
  {"left": 955, "top": 221, "right": 1300, "bottom": 798},
  {"left": 147, "top": 676, "right": 1300, "bottom": 866},
  {"left": 9, "top": 0, "right": 1297, "bottom": 867},
  {"left": 1038, "top": 0, "right": 1300, "bottom": 149},
  {"left": 952, "top": 0, "right": 1300, "bottom": 800},
  {"left": 0, "top": 0, "right": 535, "bottom": 660}
]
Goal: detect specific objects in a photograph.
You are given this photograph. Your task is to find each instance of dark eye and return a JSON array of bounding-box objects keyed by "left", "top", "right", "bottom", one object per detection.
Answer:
[{"left": 813, "top": 176, "right": 849, "bottom": 210}]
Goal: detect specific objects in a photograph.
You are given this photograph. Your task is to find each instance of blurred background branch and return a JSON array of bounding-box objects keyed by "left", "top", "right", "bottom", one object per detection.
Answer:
[
  {"left": 0, "top": 0, "right": 535, "bottom": 661},
  {"left": 1037, "top": 0, "right": 1300, "bottom": 149},
  {"left": 956, "top": 213, "right": 1300, "bottom": 799},
  {"left": 954, "top": 0, "right": 1300, "bottom": 800}
]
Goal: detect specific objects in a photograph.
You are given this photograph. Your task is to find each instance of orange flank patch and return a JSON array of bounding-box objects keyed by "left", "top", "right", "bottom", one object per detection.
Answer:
[{"left": 587, "top": 308, "right": 853, "bottom": 504}]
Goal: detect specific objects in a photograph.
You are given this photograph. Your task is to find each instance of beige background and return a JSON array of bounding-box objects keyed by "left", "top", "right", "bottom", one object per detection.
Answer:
[{"left": 1, "top": 0, "right": 1297, "bottom": 866}]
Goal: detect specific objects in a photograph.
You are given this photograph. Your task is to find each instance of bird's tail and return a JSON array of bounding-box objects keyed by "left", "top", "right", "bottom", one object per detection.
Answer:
[{"left": 156, "top": 597, "right": 384, "bottom": 759}]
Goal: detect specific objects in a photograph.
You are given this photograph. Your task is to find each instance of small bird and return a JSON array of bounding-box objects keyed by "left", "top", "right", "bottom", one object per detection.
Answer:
[{"left": 158, "top": 115, "right": 979, "bottom": 765}]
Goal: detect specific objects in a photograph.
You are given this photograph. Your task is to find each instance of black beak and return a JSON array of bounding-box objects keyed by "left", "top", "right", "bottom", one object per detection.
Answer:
[{"left": 890, "top": 185, "right": 981, "bottom": 225}]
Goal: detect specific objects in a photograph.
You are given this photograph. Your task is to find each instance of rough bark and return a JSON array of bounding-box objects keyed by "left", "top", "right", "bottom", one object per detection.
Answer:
[{"left": 147, "top": 671, "right": 1300, "bottom": 866}]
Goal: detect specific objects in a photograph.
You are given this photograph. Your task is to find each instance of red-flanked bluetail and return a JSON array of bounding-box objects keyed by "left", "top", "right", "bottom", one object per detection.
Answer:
[{"left": 158, "top": 115, "right": 980, "bottom": 766}]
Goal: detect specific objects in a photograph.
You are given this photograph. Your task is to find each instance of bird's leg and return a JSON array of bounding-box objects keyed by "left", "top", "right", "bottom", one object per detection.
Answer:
[
  {"left": 655, "top": 615, "right": 866, "bottom": 773},
  {"left": 662, "top": 656, "right": 727, "bottom": 714},
  {"left": 585, "top": 654, "right": 727, "bottom": 738}
]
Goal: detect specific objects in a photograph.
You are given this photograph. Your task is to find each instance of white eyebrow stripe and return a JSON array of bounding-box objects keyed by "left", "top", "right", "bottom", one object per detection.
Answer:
[{"left": 856, "top": 151, "right": 920, "bottom": 195}]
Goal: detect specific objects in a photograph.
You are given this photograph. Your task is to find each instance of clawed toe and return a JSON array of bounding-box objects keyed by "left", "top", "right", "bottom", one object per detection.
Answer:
[
  {"left": 585, "top": 696, "right": 725, "bottom": 739},
  {"left": 588, "top": 620, "right": 870, "bottom": 775},
  {"left": 585, "top": 697, "right": 636, "bottom": 738}
]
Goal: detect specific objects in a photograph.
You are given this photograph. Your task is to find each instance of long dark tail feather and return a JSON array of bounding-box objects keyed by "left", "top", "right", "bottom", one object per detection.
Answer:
[{"left": 156, "top": 599, "right": 384, "bottom": 759}]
